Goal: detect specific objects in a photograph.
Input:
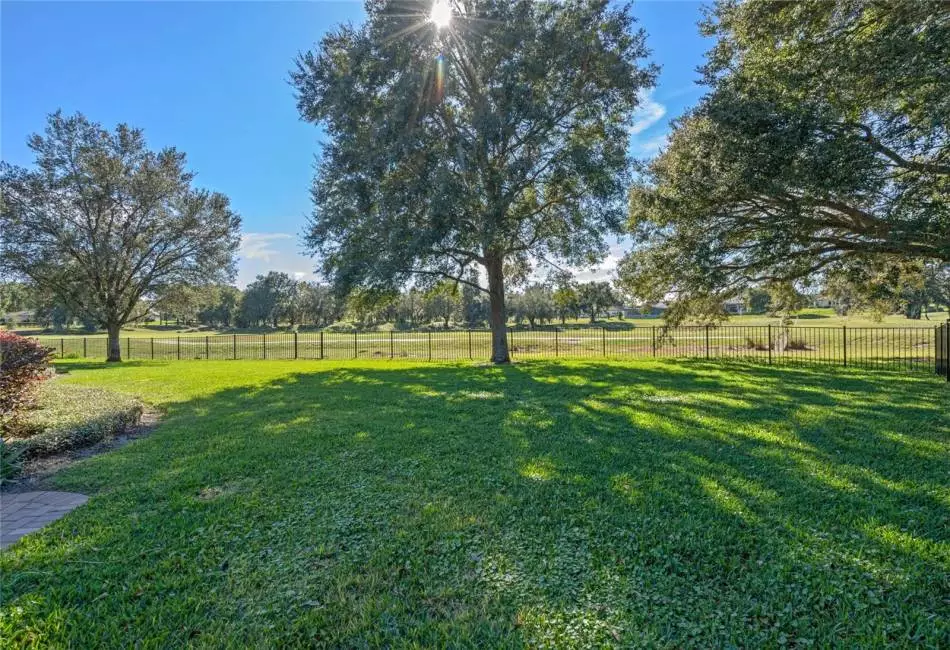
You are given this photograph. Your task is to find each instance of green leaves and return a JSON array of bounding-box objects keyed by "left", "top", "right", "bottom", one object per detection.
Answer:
[
  {"left": 0, "top": 112, "right": 242, "bottom": 359},
  {"left": 621, "top": 1, "right": 950, "bottom": 324},
  {"left": 293, "top": 1, "right": 656, "bottom": 359}
]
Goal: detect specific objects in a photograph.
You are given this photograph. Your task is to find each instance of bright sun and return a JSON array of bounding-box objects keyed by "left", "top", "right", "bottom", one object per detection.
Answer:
[{"left": 430, "top": 0, "right": 453, "bottom": 29}]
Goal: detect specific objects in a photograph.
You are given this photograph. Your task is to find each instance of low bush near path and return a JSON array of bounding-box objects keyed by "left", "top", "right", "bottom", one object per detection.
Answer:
[{"left": 5, "top": 380, "right": 143, "bottom": 460}]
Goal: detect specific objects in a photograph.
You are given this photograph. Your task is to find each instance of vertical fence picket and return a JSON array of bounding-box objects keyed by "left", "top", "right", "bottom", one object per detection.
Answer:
[{"left": 842, "top": 326, "right": 847, "bottom": 367}]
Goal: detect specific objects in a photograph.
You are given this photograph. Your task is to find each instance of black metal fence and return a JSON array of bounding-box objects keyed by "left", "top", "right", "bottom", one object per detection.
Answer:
[{"left": 37, "top": 323, "right": 950, "bottom": 379}]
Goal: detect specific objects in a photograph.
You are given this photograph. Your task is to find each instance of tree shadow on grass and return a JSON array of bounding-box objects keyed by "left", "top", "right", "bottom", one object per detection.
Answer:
[{"left": 2, "top": 360, "right": 948, "bottom": 647}]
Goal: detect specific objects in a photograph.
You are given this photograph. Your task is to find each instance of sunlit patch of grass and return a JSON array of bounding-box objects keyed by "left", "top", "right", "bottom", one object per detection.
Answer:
[
  {"left": 519, "top": 457, "right": 558, "bottom": 481},
  {"left": 1, "top": 358, "right": 948, "bottom": 647}
]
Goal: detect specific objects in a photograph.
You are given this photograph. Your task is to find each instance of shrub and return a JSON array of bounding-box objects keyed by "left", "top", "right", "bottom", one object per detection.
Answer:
[
  {"left": 0, "top": 331, "right": 55, "bottom": 436},
  {"left": 10, "top": 382, "right": 144, "bottom": 459},
  {"left": 744, "top": 337, "right": 770, "bottom": 351},
  {"left": 0, "top": 438, "right": 25, "bottom": 483}
]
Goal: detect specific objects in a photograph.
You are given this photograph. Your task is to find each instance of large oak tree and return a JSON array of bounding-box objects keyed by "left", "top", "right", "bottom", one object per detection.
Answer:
[
  {"left": 620, "top": 0, "right": 950, "bottom": 323},
  {"left": 0, "top": 112, "right": 241, "bottom": 361},
  {"left": 293, "top": 0, "right": 655, "bottom": 362}
]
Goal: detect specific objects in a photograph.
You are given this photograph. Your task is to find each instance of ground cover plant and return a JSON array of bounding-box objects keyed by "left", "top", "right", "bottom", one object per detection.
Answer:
[
  {"left": 1, "top": 359, "right": 948, "bottom": 647},
  {"left": 5, "top": 380, "right": 143, "bottom": 460}
]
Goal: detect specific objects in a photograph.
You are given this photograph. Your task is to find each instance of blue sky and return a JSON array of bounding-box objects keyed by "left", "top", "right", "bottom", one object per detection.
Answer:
[{"left": 1, "top": 1, "right": 710, "bottom": 286}]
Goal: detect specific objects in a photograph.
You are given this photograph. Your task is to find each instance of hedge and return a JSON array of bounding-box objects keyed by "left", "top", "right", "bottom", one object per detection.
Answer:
[{"left": 7, "top": 381, "right": 144, "bottom": 459}]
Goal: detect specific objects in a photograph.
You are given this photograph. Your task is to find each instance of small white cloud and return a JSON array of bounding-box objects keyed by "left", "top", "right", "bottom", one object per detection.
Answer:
[
  {"left": 237, "top": 231, "right": 317, "bottom": 287},
  {"left": 629, "top": 90, "right": 666, "bottom": 135},
  {"left": 574, "top": 246, "right": 625, "bottom": 283},
  {"left": 239, "top": 232, "right": 293, "bottom": 262},
  {"left": 633, "top": 133, "right": 669, "bottom": 158}
]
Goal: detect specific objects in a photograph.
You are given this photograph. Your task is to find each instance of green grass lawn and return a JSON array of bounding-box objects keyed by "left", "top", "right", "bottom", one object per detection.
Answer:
[{"left": 2, "top": 359, "right": 948, "bottom": 647}]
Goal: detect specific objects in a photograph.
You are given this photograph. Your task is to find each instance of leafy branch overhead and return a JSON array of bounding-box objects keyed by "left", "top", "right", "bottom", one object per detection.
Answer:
[{"left": 619, "top": 0, "right": 950, "bottom": 324}]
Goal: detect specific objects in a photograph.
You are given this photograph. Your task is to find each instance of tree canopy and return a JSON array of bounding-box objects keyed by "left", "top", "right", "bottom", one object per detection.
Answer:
[
  {"left": 0, "top": 112, "right": 241, "bottom": 360},
  {"left": 619, "top": 0, "right": 950, "bottom": 323},
  {"left": 293, "top": 0, "right": 656, "bottom": 361}
]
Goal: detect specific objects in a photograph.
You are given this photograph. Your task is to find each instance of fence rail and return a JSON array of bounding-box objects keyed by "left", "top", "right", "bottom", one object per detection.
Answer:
[{"left": 32, "top": 323, "right": 950, "bottom": 379}]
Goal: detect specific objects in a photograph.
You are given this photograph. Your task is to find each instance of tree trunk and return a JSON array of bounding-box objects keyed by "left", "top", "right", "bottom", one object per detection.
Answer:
[
  {"left": 107, "top": 323, "right": 122, "bottom": 362},
  {"left": 486, "top": 255, "right": 510, "bottom": 363}
]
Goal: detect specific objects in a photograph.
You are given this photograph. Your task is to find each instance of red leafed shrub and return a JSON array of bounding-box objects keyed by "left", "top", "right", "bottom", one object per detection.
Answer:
[{"left": 0, "top": 331, "right": 55, "bottom": 436}]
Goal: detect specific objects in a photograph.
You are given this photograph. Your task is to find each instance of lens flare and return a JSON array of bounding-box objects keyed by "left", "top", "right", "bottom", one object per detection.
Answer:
[
  {"left": 435, "top": 53, "right": 445, "bottom": 101},
  {"left": 430, "top": 0, "right": 452, "bottom": 29}
]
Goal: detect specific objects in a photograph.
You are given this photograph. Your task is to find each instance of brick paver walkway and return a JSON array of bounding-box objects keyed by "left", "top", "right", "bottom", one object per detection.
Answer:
[{"left": 1, "top": 491, "right": 88, "bottom": 549}]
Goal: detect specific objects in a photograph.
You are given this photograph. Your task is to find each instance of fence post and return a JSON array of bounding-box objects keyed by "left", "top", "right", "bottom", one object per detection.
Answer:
[
  {"left": 60, "top": 337, "right": 64, "bottom": 358},
  {"left": 233, "top": 334, "right": 237, "bottom": 360},
  {"left": 652, "top": 326, "right": 656, "bottom": 357},
  {"left": 127, "top": 337, "right": 131, "bottom": 360},
  {"left": 206, "top": 335, "right": 210, "bottom": 360},
  {"left": 555, "top": 328, "right": 559, "bottom": 357},
  {"left": 842, "top": 326, "right": 847, "bottom": 367},
  {"left": 177, "top": 336, "right": 181, "bottom": 360},
  {"left": 767, "top": 325, "right": 772, "bottom": 364},
  {"left": 705, "top": 325, "right": 710, "bottom": 360},
  {"left": 391, "top": 331, "right": 395, "bottom": 359},
  {"left": 320, "top": 331, "right": 324, "bottom": 359},
  {"left": 294, "top": 332, "right": 298, "bottom": 359},
  {"left": 263, "top": 333, "right": 267, "bottom": 360},
  {"left": 468, "top": 329, "right": 473, "bottom": 360},
  {"left": 941, "top": 320, "right": 950, "bottom": 381},
  {"left": 428, "top": 330, "right": 432, "bottom": 361},
  {"left": 602, "top": 327, "right": 606, "bottom": 357},
  {"left": 946, "top": 320, "right": 950, "bottom": 381},
  {"left": 354, "top": 331, "right": 358, "bottom": 359},
  {"left": 84, "top": 337, "right": 88, "bottom": 359},
  {"left": 150, "top": 337, "right": 154, "bottom": 360}
]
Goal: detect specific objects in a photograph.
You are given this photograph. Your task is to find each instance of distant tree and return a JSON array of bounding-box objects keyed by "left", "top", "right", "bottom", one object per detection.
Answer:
[
  {"left": 0, "top": 112, "right": 241, "bottom": 360},
  {"left": 0, "top": 282, "right": 33, "bottom": 316},
  {"left": 743, "top": 288, "right": 771, "bottom": 315},
  {"left": 240, "top": 272, "right": 298, "bottom": 328},
  {"left": 550, "top": 273, "right": 581, "bottom": 324},
  {"left": 197, "top": 285, "right": 242, "bottom": 327},
  {"left": 818, "top": 260, "right": 949, "bottom": 320},
  {"left": 512, "top": 283, "right": 555, "bottom": 327},
  {"left": 396, "top": 289, "right": 426, "bottom": 329},
  {"left": 298, "top": 282, "right": 338, "bottom": 327},
  {"left": 459, "top": 271, "right": 490, "bottom": 328},
  {"left": 293, "top": 0, "right": 656, "bottom": 362},
  {"left": 424, "top": 281, "right": 461, "bottom": 329},
  {"left": 620, "top": 1, "right": 950, "bottom": 324},
  {"left": 156, "top": 284, "right": 203, "bottom": 325},
  {"left": 576, "top": 281, "right": 616, "bottom": 323},
  {"left": 345, "top": 289, "right": 396, "bottom": 329}
]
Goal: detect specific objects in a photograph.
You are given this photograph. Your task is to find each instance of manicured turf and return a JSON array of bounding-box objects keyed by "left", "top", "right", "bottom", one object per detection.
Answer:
[{"left": 2, "top": 359, "right": 948, "bottom": 647}]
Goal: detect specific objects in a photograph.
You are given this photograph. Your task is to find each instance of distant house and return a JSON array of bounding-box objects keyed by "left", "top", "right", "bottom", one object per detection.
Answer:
[
  {"left": 0, "top": 310, "right": 35, "bottom": 326},
  {"left": 723, "top": 299, "right": 745, "bottom": 315},
  {"left": 624, "top": 303, "right": 667, "bottom": 318},
  {"left": 812, "top": 295, "right": 834, "bottom": 308}
]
